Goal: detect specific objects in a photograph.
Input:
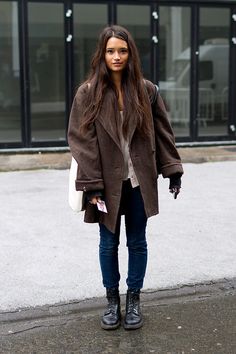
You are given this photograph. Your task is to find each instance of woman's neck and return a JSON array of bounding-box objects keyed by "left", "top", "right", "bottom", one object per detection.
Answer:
[
  {"left": 111, "top": 72, "right": 122, "bottom": 91},
  {"left": 110, "top": 72, "right": 124, "bottom": 110}
]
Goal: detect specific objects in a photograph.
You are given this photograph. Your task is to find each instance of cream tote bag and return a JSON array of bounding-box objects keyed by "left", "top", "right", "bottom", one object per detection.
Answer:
[{"left": 68, "top": 157, "right": 84, "bottom": 212}]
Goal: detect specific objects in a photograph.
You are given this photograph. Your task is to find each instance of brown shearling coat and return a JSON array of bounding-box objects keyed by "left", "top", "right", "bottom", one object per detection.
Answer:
[{"left": 68, "top": 80, "right": 183, "bottom": 233}]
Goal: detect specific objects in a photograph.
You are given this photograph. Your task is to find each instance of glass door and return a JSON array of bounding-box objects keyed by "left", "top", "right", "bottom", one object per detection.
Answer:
[
  {"left": 0, "top": 1, "right": 21, "bottom": 144},
  {"left": 158, "top": 6, "right": 191, "bottom": 138},
  {"left": 28, "top": 1, "right": 65, "bottom": 142},
  {"left": 117, "top": 4, "right": 151, "bottom": 80},
  {"left": 197, "top": 7, "right": 230, "bottom": 138},
  {"left": 230, "top": 6, "right": 236, "bottom": 138},
  {"left": 73, "top": 3, "right": 108, "bottom": 88}
]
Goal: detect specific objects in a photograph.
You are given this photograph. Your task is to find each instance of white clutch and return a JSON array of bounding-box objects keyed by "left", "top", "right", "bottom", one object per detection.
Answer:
[{"left": 68, "top": 157, "right": 84, "bottom": 212}]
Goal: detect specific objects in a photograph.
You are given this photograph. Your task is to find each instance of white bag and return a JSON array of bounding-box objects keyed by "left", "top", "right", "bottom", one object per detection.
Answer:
[{"left": 68, "top": 157, "right": 84, "bottom": 212}]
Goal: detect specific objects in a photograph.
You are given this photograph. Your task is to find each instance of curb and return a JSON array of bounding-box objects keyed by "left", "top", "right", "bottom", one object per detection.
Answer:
[
  {"left": 0, "top": 146, "right": 236, "bottom": 172},
  {"left": 1, "top": 278, "right": 235, "bottom": 327}
]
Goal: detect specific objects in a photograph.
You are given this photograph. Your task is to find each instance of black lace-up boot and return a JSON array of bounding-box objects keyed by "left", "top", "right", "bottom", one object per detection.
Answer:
[
  {"left": 101, "top": 288, "right": 121, "bottom": 330},
  {"left": 124, "top": 289, "right": 143, "bottom": 330}
]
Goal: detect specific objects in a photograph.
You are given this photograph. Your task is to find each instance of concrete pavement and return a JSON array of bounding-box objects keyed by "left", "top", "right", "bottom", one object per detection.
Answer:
[{"left": 0, "top": 161, "right": 236, "bottom": 311}]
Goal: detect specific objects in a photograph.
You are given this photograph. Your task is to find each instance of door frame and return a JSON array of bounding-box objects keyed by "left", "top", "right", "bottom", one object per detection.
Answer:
[{"left": 229, "top": 5, "right": 236, "bottom": 139}]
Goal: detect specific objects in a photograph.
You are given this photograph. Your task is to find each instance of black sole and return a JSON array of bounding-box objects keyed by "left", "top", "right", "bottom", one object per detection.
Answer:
[
  {"left": 100, "top": 320, "right": 121, "bottom": 330},
  {"left": 123, "top": 319, "right": 143, "bottom": 330}
]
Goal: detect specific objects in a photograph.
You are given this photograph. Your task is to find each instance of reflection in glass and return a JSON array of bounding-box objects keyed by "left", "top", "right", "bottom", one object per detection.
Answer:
[
  {"left": 159, "top": 7, "right": 191, "bottom": 137},
  {"left": 28, "top": 3, "right": 65, "bottom": 141},
  {"left": 198, "top": 8, "right": 230, "bottom": 136},
  {"left": 0, "top": 1, "right": 21, "bottom": 142},
  {"left": 73, "top": 4, "right": 108, "bottom": 86},
  {"left": 117, "top": 5, "right": 151, "bottom": 80}
]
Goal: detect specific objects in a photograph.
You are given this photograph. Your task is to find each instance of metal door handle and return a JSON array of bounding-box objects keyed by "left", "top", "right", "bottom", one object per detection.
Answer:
[
  {"left": 152, "top": 36, "right": 158, "bottom": 44},
  {"left": 66, "top": 9, "right": 72, "bottom": 18},
  {"left": 152, "top": 11, "right": 158, "bottom": 20},
  {"left": 66, "top": 34, "right": 73, "bottom": 42}
]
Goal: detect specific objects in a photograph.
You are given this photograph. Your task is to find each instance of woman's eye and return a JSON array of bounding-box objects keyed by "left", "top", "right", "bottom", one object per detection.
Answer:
[
  {"left": 120, "top": 49, "right": 128, "bottom": 53},
  {"left": 106, "top": 49, "right": 113, "bottom": 54}
]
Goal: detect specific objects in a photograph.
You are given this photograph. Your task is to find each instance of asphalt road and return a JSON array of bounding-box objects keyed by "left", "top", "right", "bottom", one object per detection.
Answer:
[{"left": 0, "top": 280, "right": 235, "bottom": 354}]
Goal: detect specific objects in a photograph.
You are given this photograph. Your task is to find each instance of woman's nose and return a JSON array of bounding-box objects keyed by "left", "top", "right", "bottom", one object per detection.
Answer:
[{"left": 114, "top": 52, "right": 120, "bottom": 60}]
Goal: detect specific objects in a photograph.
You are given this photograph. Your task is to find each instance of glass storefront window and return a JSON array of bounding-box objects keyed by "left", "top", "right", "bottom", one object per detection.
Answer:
[
  {"left": 159, "top": 6, "right": 191, "bottom": 137},
  {"left": 0, "top": 2, "right": 234, "bottom": 148},
  {"left": 73, "top": 4, "right": 108, "bottom": 86},
  {"left": 198, "top": 8, "right": 230, "bottom": 137},
  {"left": 0, "top": 1, "right": 21, "bottom": 143},
  {"left": 28, "top": 2, "right": 65, "bottom": 142},
  {"left": 117, "top": 5, "right": 151, "bottom": 80}
]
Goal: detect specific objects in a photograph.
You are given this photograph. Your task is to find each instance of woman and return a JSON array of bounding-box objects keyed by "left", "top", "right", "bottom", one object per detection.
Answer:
[{"left": 68, "top": 25, "right": 183, "bottom": 330}]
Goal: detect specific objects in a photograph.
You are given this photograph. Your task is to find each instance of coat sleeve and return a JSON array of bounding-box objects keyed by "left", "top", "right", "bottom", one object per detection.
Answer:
[
  {"left": 152, "top": 86, "right": 184, "bottom": 178},
  {"left": 67, "top": 85, "right": 104, "bottom": 192}
]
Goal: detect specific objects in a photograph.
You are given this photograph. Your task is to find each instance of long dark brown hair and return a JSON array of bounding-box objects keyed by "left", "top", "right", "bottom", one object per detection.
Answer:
[{"left": 81, "top": 25, "right": 152, "bottom": 138}]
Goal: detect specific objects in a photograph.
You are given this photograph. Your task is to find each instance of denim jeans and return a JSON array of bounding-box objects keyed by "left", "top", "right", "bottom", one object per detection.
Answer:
[{"left": 99, "top": 179, "right": 147, "bottom": 290}]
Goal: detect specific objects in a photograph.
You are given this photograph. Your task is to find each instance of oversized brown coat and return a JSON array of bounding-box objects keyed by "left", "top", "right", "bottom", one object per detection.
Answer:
[{"left": 68, "top": 80, "right": 183, "bottom": 233}]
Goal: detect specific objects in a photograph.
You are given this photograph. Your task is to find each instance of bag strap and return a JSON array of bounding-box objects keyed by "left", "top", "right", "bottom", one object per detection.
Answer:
[
  {"left": 143, "top": 79, "right": 159, "bottom": 110},
  {"left": 152, "top": 84, "right": 159, "bottom": 106}
]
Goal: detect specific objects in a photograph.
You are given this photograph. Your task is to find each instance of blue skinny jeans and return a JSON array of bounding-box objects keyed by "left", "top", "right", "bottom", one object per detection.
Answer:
[{"left": 99, "top": 179, "right": 147, "bottom": 291}]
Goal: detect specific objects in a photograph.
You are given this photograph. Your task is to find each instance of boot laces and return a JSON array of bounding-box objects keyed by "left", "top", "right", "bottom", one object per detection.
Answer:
[
  {"left": 127, "top": 294, "right": 139, "bottom": 313},
  {"left": 107, "top": 297, "right": 119, "bottom": 314}
]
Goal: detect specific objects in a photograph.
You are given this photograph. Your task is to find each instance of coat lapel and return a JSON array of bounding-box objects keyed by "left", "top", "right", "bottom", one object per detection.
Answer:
[
  {"left": 97, "top": 91, "right": 122, "bottom": 151},
  {"left": 97, "top": 90, "right": 138, "bottom": 150},
  {"left": 127, "top": 116, "right": 137, "bottom": 145}
]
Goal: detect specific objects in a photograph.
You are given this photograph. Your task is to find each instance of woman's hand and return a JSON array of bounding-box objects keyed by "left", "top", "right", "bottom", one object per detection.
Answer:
[
  {"left": 169, "top": 173, "right": 182, "bottom": 199},
  {"left": 85, "top": 190, "right": 103, "bottom": 205},
  {"left": 89, "top": 196, "right": 102, "bottom": 205},
  {"left": 169, "top": 187, "right": 181, "bottom": 199}
]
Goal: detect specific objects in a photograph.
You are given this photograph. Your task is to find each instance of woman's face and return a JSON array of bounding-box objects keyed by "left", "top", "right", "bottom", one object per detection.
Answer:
[{"left": 105, "top": 37, "right": 129, "bottom": 73}]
